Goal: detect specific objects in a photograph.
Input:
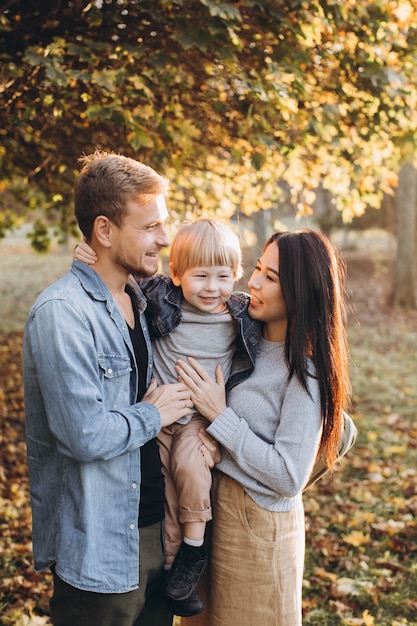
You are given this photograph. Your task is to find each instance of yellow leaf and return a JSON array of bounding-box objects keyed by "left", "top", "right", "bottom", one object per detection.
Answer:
[
  {"left": 362, "top": 609, "right": 375, "bottom": 625},
  {"left": 314, "top": 567, "right": 337, "bottom": 582},
  {"left": 342, "top": 530, "right": 371, "bottom": 547}
]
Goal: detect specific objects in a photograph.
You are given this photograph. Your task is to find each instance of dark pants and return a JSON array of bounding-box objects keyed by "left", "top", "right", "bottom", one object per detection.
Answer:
[{"left": 50, "top": 522, "right": 173, "bottom": 626}]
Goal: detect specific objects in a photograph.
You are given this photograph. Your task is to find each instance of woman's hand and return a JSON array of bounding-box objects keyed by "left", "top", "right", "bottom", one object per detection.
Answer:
[
  {"left": 74, "top": 240, "right": 97, "bottom": 265},
  {"left": 199, "top": 429, "right": 221, "bottom": 467},
  {"left": 176, "top": 357, "right": 227, "bottom": 422}
]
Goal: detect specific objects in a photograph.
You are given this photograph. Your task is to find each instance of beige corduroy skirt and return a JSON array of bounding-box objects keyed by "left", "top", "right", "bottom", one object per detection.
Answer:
[{"left": 180, "top": 472, "right": 305, "bottom": 626}]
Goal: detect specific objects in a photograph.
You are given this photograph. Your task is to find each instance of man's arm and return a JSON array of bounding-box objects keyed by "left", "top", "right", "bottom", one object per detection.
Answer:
[{"left": 25, "top": 298, "right": 189, "bottom": 462}]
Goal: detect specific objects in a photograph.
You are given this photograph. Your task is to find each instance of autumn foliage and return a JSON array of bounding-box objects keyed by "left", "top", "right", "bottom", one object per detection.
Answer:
[
  {"left": 2, "top": 0, "right": 417, "bottom": 248},
  {"left": 0, "top": 332, "right": 52, "bottom": 625}
]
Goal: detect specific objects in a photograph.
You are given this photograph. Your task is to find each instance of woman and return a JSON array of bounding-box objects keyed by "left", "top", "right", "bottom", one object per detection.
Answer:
[{"left": 176, "top": 229, "right": 351, "bottom": 626}]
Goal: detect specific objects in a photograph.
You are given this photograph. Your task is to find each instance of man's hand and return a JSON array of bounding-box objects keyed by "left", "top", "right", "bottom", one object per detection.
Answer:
[{"left": 143, "top": 379, "right": 193, "bottom": 427}]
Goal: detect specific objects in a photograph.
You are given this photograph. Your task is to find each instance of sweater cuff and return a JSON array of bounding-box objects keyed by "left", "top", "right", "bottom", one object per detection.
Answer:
[{"left": 206, "top": 407, "right": 241, "bottom": 444}]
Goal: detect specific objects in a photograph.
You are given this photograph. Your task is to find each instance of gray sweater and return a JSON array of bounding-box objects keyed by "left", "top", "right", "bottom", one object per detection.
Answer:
[
  {"left": 207, "top": 338, "right": 322, "bottom": 512},
  {"left": 151, "top": 301, "right": 237, "bottom": 425}
]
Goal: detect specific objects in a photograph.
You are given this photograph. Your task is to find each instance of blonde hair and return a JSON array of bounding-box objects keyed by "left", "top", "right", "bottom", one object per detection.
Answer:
[{"left": 170, "top": 218, "right": 243, "bottom": 280}]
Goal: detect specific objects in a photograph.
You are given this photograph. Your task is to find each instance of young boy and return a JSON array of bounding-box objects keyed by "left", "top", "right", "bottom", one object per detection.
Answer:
[{"left": 74, "top": 219, "right": 256, "bottom": 616}]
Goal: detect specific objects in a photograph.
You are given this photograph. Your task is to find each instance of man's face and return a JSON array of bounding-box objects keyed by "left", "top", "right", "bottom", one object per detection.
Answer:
[{"left": 112, "top": 194, "right": 170, "bottom": 278}]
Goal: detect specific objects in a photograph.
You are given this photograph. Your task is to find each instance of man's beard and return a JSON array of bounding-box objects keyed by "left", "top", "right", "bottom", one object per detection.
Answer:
[
  {"left": 133, "top": 267, "right": 155, "bottom": 279},
  {"left": 114, "top": 251, "right": 157, "bottom": 279}
]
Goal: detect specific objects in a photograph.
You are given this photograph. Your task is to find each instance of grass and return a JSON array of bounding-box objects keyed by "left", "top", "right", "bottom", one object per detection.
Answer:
[
  {"left": 0, "top": 248, "right": 72, "bottom": 333},
  {"left": 302, "top": 250, "right": 417, "bottom": 625}
]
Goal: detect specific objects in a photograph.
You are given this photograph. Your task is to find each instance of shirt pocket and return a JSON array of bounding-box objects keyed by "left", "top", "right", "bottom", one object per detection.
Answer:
[{"left": 98, "top": 354, "right": 132, "bottom": 408}]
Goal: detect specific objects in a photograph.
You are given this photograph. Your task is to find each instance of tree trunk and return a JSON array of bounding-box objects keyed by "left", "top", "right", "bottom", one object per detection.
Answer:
[{"left": 392, "top": 162, "right": 417, "bottom": 309}]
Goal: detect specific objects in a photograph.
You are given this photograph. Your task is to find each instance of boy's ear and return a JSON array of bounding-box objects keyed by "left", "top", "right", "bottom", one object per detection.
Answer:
[
  {"left": 93, "top": 216, "right": 112, "bottom": 248},
  {"left": 169, "top": 262, "right": 181, "bottom": 286}
]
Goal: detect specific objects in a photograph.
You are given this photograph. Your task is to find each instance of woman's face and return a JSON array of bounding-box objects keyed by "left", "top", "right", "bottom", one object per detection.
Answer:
[{"left": 247, "top": 241, "right": 288, "bottom": 342}]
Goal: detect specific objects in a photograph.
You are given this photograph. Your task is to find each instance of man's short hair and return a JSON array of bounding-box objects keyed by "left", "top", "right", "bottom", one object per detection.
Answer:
[{"left": 74, "top": 151, "right": 169, "bottom": 239}]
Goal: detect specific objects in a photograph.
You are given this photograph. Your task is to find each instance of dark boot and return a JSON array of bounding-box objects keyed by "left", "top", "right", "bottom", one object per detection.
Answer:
[
  {"left": 163, "top": 542, "right": 207, "bottom": 601},
  {"left": 165, "top": 591, "right": 204, "bottom": 617}
]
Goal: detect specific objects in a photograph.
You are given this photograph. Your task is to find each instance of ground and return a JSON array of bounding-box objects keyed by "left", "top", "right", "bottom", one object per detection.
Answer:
[{"left": 1, "top": 230, "right": 417, "bottom": 625}]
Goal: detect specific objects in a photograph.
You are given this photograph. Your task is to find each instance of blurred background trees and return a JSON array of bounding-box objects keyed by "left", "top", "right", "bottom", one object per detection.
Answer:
[{"left": 1, "top": 0, "right": 416, "bottom": 306}]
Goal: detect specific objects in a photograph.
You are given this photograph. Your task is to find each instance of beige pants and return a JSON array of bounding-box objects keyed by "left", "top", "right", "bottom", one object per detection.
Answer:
[
  {"left": 157, "top": 415, "right": 212, "bottom": 566},
  {"left": 181, "top": 472, "right": 304, "bottom": 626}
]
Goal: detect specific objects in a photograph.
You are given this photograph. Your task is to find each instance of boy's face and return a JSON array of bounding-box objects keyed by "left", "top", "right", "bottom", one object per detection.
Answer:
[{"left": 172, "top": 266, "right": 235, "bottom": 313}]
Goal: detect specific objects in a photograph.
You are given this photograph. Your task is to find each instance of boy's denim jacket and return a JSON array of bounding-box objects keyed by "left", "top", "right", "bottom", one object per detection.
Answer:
[
  {"left": 23, "top": 262, "right": 161, "bottom": 593},
  {"left": 140, "top": 274, "right": 262, "bottom": 391}
]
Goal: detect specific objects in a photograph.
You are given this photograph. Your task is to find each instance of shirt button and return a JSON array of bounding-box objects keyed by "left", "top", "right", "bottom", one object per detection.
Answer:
[
  {"left": 131, "top": 483, "right": 137, "bottom": 490},
  {"left": 130, "top": 524, "right": 135, "bottom": 530},
  {"left": 107, "top": 368, "right": 113, "bottom": 374}
]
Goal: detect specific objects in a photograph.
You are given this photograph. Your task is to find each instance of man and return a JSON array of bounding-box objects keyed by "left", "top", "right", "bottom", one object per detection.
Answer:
[{"left": 23, "top": 151, "right": 192, "bottom": 626}]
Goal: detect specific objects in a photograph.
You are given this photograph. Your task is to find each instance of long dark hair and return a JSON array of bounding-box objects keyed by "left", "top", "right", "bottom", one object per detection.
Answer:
[{"left": 264, "top": 229, "right": 351, "bottom": 467}]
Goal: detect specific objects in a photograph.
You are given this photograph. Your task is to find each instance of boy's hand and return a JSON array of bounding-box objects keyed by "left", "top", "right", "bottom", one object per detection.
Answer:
[{"left": 74, "top": 240, "right": 97, "bottom": 265}]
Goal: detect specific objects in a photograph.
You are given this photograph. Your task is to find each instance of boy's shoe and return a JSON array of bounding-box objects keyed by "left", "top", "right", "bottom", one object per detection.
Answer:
[
  {"left": 163, "top": 542, "right": 207, "bottom": 601},
  {"left": 165, "top": 591, "right": 204, "bottom": 617}
]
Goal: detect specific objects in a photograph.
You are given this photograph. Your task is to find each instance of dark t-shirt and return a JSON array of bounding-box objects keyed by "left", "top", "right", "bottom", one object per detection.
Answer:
[{"left": 127, "top": 288, "right": 165, "bottom": 528}]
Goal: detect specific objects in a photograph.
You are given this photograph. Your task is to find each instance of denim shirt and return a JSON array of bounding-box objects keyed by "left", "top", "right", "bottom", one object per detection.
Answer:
[
  {"left": 23, "top": 261, "right": 161, "bottom": 593},
  {"left": 140, "top": 274, "right": 261, "bottom": 390}
]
